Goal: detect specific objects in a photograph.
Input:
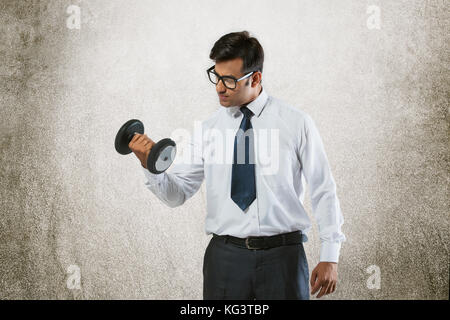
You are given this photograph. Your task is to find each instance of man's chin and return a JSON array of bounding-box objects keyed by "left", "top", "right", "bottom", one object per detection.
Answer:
[{"left": 219, "top": 100, "right": 232, "bottom": 107}]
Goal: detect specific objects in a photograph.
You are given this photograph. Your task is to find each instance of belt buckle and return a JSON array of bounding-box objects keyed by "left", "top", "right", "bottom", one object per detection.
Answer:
[{"left": 245, "top": 237, "right": 258, "bottom": 250}]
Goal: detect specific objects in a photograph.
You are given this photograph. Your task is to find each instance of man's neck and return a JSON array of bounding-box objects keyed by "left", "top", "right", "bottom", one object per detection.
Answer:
[{"left": 240, "top": 85, "right": 263, "bottom": 107}]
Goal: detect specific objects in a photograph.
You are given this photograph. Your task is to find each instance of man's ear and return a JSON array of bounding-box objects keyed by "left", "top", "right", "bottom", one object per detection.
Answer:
[{"left": 251, "top": 71, "right": 262, "bottom": 87}]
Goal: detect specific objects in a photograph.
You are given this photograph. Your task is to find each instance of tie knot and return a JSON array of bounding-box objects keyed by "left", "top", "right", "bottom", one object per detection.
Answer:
[{"left": 240, "top": 106, "right": 253, "bottom": 119}]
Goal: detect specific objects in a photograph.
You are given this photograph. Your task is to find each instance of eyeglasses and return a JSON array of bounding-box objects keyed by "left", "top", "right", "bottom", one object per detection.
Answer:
[{"left": 207, "top": 65, "right": 254, "bottom": 90}]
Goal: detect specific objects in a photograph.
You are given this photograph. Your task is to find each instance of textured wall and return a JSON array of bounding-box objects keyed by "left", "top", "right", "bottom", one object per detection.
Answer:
[{"left": 0, "top": 0, "right": 448, "bottom": 299}]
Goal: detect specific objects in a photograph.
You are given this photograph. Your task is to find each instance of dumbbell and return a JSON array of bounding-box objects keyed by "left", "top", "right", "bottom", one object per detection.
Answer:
[{"left": 115, "top": 119, "right": 176, "bottom": 174}]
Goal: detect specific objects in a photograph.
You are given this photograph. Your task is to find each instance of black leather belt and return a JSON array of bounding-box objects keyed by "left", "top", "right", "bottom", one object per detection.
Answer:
[{"left": 212, "top": 230, "right": 302, "bottom": 250}]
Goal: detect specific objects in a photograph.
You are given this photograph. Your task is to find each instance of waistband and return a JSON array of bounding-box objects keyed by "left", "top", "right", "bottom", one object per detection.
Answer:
[{"left": 212, "top": 230, "right": 302, "bottom": 250}]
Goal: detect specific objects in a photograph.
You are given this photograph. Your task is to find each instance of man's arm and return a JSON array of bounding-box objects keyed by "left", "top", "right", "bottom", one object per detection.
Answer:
[
  {"left": 298, "top": 114, "right": 346, "bottom": 297},
  {"left": 131, "top": 130, "right": 205, "bottom": 208}
]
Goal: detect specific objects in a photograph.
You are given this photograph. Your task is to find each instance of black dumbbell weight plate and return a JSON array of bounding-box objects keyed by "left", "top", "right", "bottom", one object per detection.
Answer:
[
  {"left": 147, "top": 138, "right": 177, "bottom": 174},
  {"left": 115, "top": 119, "right": 144, "bottom": 155}
]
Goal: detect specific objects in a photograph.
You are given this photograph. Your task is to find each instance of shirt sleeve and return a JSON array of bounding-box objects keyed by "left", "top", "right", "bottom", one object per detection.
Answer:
[
  {"left": 142, "top": 128, "right": 205, "bottom": 208},
  {"left": 298, "top": 114, "right": 346, "bottom": 263}
]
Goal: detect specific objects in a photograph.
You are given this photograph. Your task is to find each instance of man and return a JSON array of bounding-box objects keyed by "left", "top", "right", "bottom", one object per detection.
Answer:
[{"left": 129, "top": 31, "right": 346, "bottom": 300}]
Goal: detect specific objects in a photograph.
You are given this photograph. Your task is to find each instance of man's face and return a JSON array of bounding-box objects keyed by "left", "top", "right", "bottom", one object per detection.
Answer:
[{"left": 213, "top": 57, "right": 256, "bottom": 107}]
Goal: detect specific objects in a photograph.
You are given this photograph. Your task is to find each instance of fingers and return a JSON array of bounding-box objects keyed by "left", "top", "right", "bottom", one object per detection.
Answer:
[
  {"left": 310, "top": 262, "right": 339, "bottom": 298},
  {"left": 314, "top": 280, "right": 337, "bottom": 298},
  {"left": 325, "top": 280, "right": 336, "bottom": 296},
  {"left": 134, "top": 134, "right": 146, "bottom": 145},
  {"left": 310, "top": 272, "right": 320, "bottom": 295},
  {"left": 329, "top": 282, "right": 336, "bottom": 294},
  {"left": 311, "top": 282, "right": 321, "bottom": 295},
  {"left": 129, "top": 133, "right": 142, "bottom": 144},
  {"left": 315, "top": 281, "right": 329, "bottom": 298},
  {"left": 129, "top": 133, "right": 140, "bottom": 149},
  {"left": 129, "top": 134, "right": 152, "bottom": 149},
  {"left": 128, "top": 133, "right": 155, "bottom": 169},
  {"left": 310, "top": 268, "right": 317, "bottom": 288}
]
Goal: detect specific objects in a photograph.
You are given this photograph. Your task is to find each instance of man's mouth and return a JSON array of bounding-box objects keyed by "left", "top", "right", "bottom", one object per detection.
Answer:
[{"left": 219, "top": 95, "right": 228, "bottom": 100}]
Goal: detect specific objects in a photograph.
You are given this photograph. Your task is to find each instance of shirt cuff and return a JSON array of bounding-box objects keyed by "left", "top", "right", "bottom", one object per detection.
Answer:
[{"left": 319, "top": 241, "right": 342, "bottom": 263}]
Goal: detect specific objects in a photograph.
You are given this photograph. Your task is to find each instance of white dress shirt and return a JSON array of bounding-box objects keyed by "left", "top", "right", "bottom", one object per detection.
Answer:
[{"left": 141, "top": 86, "right": 346, "bottom": 263}]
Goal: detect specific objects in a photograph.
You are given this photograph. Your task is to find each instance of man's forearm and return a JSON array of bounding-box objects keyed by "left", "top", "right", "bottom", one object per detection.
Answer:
[{"left": 142, "top": 167, "right": 186, "bottom": 208}]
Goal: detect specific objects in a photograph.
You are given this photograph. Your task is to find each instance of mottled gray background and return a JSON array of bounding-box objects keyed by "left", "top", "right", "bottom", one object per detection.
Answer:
[{"left": 0, "top": 0, "right": 448, "bottom": 299}]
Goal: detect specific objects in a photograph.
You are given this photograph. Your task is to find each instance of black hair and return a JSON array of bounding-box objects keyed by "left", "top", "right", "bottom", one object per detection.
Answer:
[{"left": 209, "top": 31, "right": 264, "bottom": 75}]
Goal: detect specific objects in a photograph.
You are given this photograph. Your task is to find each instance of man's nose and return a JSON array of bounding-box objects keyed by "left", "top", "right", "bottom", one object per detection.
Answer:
[{"left": 216, "top": 79, "right": 227, "bottom": 93}]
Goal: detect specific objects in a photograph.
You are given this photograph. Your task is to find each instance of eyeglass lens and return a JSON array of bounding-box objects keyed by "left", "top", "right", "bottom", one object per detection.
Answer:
[{"left": 209, "top": 71, "right": 236, "bottom": 89}]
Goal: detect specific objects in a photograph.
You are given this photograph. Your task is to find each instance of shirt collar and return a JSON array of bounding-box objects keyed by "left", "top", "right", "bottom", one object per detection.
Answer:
[{"left": 226, "top": 86, "right": 268, "bottom": 118}]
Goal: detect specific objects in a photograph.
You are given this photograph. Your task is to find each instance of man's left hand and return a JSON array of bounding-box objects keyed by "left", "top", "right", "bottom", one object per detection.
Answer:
[{"left": 310, "top": 262, "right": 338, "bottom": 298}]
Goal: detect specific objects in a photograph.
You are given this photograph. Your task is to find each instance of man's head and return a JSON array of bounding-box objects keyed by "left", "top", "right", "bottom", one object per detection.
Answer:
[{"left": 208, "top": 31, "right": 264, "bottom": 107}]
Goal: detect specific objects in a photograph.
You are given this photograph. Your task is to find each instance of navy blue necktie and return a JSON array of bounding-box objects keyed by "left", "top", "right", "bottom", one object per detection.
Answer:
[{"left": 231, "top": 106, "right": 256, "bottom": 212}]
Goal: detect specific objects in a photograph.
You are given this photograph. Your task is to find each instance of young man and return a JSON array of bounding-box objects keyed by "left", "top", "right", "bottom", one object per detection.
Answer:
[{"left": 129, "top": 31, "right": 346, "bottom": 300}]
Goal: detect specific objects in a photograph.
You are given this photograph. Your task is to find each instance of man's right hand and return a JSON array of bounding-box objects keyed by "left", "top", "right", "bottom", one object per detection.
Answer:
[{"left": 128, "top": 133, "right": 155, "bottom": 169}]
